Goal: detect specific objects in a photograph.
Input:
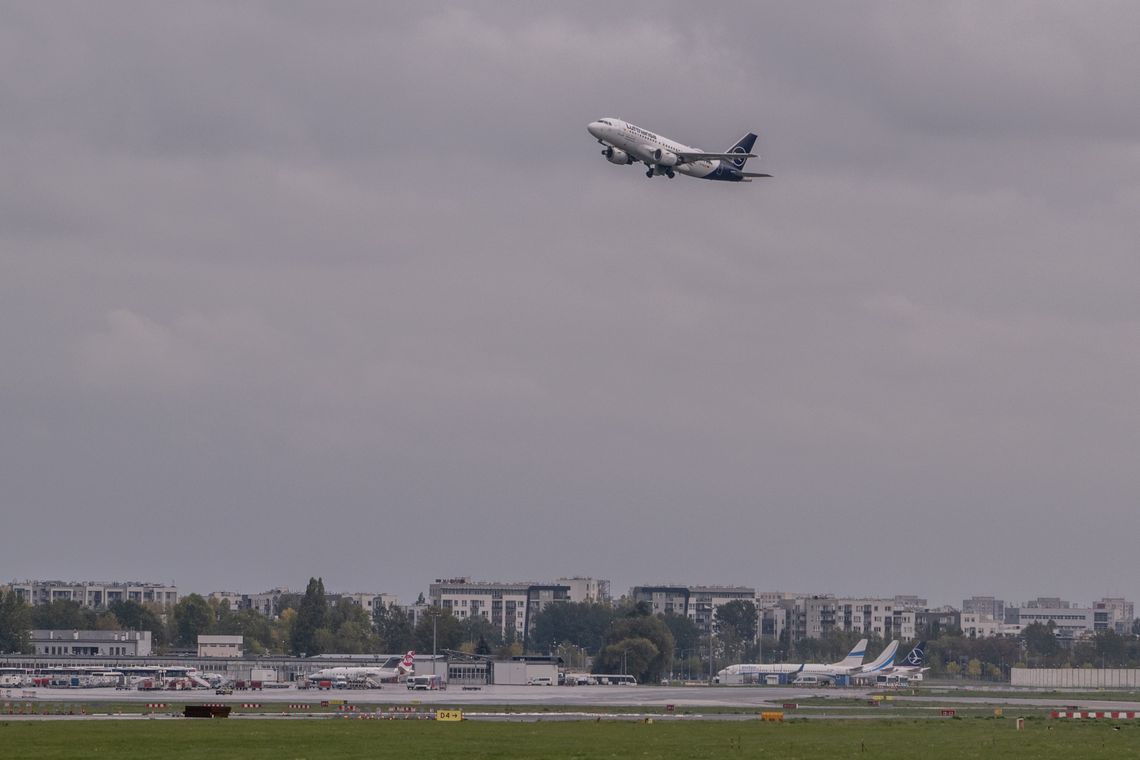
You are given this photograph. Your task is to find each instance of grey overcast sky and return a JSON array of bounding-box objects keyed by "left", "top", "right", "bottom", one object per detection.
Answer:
[{"left": 3, "top": 1, "right": 1139, "bottom": 608}]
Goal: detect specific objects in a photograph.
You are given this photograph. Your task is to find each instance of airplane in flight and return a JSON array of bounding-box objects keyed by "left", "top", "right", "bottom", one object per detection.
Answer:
[
  {"left": 586, "top": 117, "right": 772, "bottom": 182},
  {"left": 306, "top": 651, "right": 415, "bottom": 688},
  {"left": 715, "top": 639, "right": 869, "bottom": 685}
]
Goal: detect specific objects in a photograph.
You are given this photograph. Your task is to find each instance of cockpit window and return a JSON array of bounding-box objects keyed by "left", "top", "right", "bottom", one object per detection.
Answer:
[{"left": 599, "top": 120, "right": 612, "bottom": 126}]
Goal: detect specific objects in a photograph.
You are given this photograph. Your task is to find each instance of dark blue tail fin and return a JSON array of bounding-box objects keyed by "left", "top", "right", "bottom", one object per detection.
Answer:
[
  {"left": 903, "top": 641, "right": 926, "bottom": 667},
  {"left": 726, "top": 133, "right": 758, "bottom": 169}
]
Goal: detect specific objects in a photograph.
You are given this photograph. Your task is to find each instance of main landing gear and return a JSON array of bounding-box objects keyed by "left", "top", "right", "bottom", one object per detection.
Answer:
[
  {"left": 646, "top": 167, "right": 654, "bottom": 178},
  {"left": 646, "top": 166, "right": 677, "bottom": 178}
]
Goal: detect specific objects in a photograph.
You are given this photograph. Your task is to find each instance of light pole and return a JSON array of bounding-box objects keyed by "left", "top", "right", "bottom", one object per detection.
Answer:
[
  {"left": 706, "top": 631, "right": 710, "bottom": 683},
  {"left": 432, "top": 612, "right": 438, "bottom": 676}
]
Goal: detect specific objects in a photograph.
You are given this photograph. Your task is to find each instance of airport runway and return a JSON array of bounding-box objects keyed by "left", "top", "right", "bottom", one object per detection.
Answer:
[
  {"left": 5, "top": 684, "right": 829, "bottom": 708},
  {"left": 7, "top": 683, "right": 1140, "bottom": 713}
]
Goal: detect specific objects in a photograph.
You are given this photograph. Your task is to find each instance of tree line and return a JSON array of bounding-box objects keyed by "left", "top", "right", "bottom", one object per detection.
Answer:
[{"left": 6, "top": 585, "right": 1140, "bottom": 682}]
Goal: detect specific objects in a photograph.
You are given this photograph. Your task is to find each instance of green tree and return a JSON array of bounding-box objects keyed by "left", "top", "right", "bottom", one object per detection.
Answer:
[
  {"left": 715, "top": 600, "right": 758, "bottom": 643},
  {"left": 173, "top": 594, "right": 214, "bottom": 648},
  {"left": 275, "top": 593, "right": 304, "bottom": 617},
  {"left": 529, "top": 602, "right": 615, "bottom": 655},
  {"left": 108, "top": 600, "right": 166, "bottom": 648},
  {"left": 210, "top": 598, "right": 236, "bottom": 632},
  {"left": 413, "top": 608, "right": 463, "bottom": 653},
  {"left": 661, "top": 612, "right": 702, "bottom": 658},
  {"left": 596, "top": 610, "right": 674, "bottom": 683},
  {"left": 30, "top": 600, "right": 94, "bottom": 630},
  {"left": 1021, "top": 622, "right": 1059, "bottom": 664},
  {"left": 272, "top": 609, "right": 296, "bottom": 655},
  {"left": 1094, "top": 630, "right": 1126, "bottom": 667},
  {"left": 93, "top": 611, "right": 122, "bottom": 630},
  {"left": 326, "top": 598, "right": 379, "bottom": 653},
  {"left": 1070, "top": 640, "right": 1096, "bottom": 668},
  {"left": 598, "top": 637, "right": 659, "bottom": 680},
  {"left": 460, "top": 613, "right": 501, "bottom": 650},
  {"left": 108, "top": 601, "right": 163, "bottom": 633},
  {"left": 290, "top": 578, "right": 328, "bottom": 656},
  {"left": 222, "top": 608, "right": 274, "bottom": 654},
  {"left": 495, "top": 640, "right": 523, "bottom": 660},
  {"left": 0, "top": 589, "right": 31, "bottom": 653},
  {"left": 373, "top": 603, "right": 414, "bottom": 653}
]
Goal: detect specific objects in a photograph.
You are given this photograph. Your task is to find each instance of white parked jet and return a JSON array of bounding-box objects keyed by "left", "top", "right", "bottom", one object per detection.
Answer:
[
  {"left": 306, "top": 651, "right": 415, "bottom": 688},
  {"left": 715, "top": 639, "right": 870, "bottom": 685},
  {"left": 858, "top": 640, "right": 929, "bottom": 685},
  {"left": 587, "top": 117, "right": 771, "bottom": 181}
]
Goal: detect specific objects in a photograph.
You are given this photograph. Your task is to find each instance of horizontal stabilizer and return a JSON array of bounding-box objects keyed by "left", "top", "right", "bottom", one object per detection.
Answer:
[
  {"left": 677, "top": 151, "right": 757, "bottom": 163},
  {"left": 741, "top": 171, "right": 772, "bottom": 178}
]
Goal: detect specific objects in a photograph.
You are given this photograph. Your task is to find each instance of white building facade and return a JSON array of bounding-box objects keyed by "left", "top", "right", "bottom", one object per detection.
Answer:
[
  {"left": 8, "top": 580, "right": 178, "bottom": 608},
  {"left": 197, "top": 635, "right": 244, "bottom": 658},
  {"left": 629, "top": 585, "right": 757, "bottom": 632},
  {"left": 33, "top": 629, "right": 153, "bottom": 657}
]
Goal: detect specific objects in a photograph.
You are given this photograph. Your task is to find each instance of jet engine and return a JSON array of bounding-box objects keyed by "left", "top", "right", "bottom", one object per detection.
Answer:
[
  {"left": 651, "top": 148, "right": 679, "bottom": 167},
  {"left": 602, "top": 146, "right": 633, "bottom": 165}
]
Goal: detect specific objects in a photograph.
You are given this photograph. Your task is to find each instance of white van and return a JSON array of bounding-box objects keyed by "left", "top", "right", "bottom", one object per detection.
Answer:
[
  {"left": 527, "top": 676, "right": 554, "bottom": 686},
  {"left": 791, "top": 674, "right": 825, "bottom": 686}
]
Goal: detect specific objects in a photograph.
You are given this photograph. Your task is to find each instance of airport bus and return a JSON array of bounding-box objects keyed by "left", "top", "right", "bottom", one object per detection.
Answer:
[{"left": 591, "top": 674, "right": 637, "bottom": 686}]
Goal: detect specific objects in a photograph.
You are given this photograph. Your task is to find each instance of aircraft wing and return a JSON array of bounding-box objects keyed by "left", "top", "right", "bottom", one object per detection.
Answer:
[{"left": 675, "top": 151, "right": 757, "bottom": 163}]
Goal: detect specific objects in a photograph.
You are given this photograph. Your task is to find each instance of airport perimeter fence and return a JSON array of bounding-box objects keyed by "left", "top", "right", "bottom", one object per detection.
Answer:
[{"left": 1011, "top": 667, "right": 1140, "bottom": 689}]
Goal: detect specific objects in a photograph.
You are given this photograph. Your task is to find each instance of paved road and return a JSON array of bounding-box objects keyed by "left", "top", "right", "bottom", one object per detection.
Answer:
[
  {"left": 5, "top": 684, "right": 831, "bottom": 708},
  {"left": 8, "top": 684, "right": 1140, "bottom": 713}
]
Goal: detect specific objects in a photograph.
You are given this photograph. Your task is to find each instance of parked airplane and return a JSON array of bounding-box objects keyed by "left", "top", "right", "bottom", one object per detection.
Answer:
[
  {"left": 586, "top": 118, "right": 772, "bottom": 182},
  {"left": 715, "top": 639, "right": 869, "bottom": 685},
  {"left": 306, "top": 651, "right": 415, "bottom": 687},
  {"left": 869, "top": 640, "right": 929, "bottom": 685},
  {"left": 854, "top": 639, "right": 900, "bottom": 677}
]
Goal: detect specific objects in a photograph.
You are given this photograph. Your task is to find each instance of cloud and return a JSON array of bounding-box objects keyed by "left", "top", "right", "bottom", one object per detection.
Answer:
[{"left": 2, "top": 2, "right": 1140, "bottom": 606}]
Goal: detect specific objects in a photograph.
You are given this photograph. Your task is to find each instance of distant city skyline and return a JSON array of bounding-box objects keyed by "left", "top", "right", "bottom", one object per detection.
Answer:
[{"left": 7, "top": 576, "right": 1133, "bottom": 619}]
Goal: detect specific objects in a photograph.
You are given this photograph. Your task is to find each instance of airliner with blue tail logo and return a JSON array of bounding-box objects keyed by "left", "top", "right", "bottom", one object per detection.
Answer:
[
  {"left": 854, "top": 640, "right": 929, "bottom": 685},
  {"left": 587, "top": 118, "right": 771, "bottom": 182}
]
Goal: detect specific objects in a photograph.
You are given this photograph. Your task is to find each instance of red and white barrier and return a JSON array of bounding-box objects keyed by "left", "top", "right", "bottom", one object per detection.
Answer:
[{"left": 1052, "top": 710, "right": 1139, "bottom": 719}]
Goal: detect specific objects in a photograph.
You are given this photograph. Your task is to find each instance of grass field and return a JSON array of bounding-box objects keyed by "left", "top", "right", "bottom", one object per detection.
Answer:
[{"left": 3, "top": 718, "right": 1140, "bottom": 759}]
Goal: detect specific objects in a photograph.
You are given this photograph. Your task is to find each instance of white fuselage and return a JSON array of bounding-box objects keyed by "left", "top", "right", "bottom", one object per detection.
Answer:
[
  {"left": 588, "top": 118, "right": 721, "bottom": 178},
  {"left": 718, "top": 662, "right": 856, "bottom": 680}
]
